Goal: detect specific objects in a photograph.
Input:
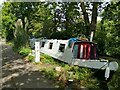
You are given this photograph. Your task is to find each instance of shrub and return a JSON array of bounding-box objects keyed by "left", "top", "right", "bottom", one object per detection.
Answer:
[
  {"left": 19, "top": 47, "right": 31, "bottom": 56},
  {"left": 14, "top": 18, "right": 29, "bottom": 48},
  {"left": 28, "top": 55, "right": 34, "bottom": 62}
]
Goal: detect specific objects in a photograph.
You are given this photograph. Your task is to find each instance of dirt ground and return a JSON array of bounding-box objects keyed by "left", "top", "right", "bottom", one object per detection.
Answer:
[{"left": 1, "top": 40, "right": 59, "bottom": 89}]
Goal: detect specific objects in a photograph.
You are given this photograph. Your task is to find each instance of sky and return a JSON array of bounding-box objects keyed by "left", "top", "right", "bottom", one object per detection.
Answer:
[{"left": 0, "top": 0, "right": 5, "bottom": 5}]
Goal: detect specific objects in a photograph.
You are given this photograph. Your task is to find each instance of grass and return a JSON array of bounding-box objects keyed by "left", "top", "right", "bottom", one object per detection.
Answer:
[
  {"left": 39, "top": 53, "right": 100, "bottom": 88},
  {"left": 6, "top": 40, "right": 14, "bottom": 47},
  {"left": 39, "top": 53, "right": 120, "bottom": 88},
  {"left": 6, "top": 39, "right": 31, "bottom": 57},
  {"left": 41, "top": 68, "right": 57, "bottom": 79},
  {"left": 18, "top": 47, "right": 31, "bottom": 56},
  {"left": 27, "top": 55, "right": 34, "bottom": 62},
  {"left": 7, "top": 40, "right": 119, "bottom": 88},
  {"left": 40, "top": 53, "right": 60, "bottom": 65}
]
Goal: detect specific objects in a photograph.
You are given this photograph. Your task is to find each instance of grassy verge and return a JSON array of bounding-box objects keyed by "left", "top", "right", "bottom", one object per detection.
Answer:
[
  {"left": 6, "top": 40, "right": 31, "bottom": 57},
  {"left": 7, "top": 40, "right": 119, "bottom": 88},
  {"left": 37, "top": 53, "right": 100, "bottom": 88},
  {"left": 6, "top": 40, "right": 14, "bottom": 47},
  {"left": 37, "top": 54, "right": 120, "bottom": 88}
]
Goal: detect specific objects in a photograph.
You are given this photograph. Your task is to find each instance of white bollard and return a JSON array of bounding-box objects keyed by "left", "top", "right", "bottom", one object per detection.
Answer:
[
  {"left": 35, "top": 42, "right": 40, "bottom": 62},
  {"left": 90, "top": 31, "right": 94, "bottom": 42}
]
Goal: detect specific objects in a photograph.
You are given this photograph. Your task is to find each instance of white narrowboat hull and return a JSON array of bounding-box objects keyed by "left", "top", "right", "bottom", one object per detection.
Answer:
[{"left": 30, "top": 38, "right": 118, "bottom": 71}]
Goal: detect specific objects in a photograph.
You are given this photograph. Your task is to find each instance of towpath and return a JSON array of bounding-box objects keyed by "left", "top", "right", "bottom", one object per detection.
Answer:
[{"left": 1, "top": 39, "right": 57, "bottom": 89}]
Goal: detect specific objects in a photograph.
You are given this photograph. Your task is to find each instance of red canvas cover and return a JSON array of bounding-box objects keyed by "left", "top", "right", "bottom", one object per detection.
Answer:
[
  {"left": 83, "top": 43, "right": 87, "bottom": 59},
  {"left": 86, "top": 44, "right": 91, "bottom": 60},
  {"left": 76, "top": 42, "right": 97, "bottom": 60},
  {"left": 77, "top": 44, "right": 81, "bottom": 58}
]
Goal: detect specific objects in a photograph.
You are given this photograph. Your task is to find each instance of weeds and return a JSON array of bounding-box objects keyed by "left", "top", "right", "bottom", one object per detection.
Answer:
[
  {"left": 40, "top": 53, "right": 57, "bottom": 64},
  {"left": 41, "top": 68, "right": 56, "bottom": 79},
  {"left": 39, "top": 53, "right": 100, "bottom": 88},
  {"left": 28, "top": 55, "right": 34, "bottom": 62},
  {"left": 18, "top": 47, "right": 31, "bottom": 56}
]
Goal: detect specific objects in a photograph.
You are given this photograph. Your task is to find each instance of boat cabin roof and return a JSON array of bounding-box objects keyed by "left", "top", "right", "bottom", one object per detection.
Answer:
[{"left": 74, "top": 41, "right": 97, "bottom": 45}]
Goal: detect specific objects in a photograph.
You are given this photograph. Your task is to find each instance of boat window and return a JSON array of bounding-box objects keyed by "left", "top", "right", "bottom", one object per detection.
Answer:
[
  {"left": 41, "top": 41, "right": 45, "bottom": 47},
  {"left": 49, "top": 42, "right": 53, "bottom": 49},
  {"left": 59, "top": 44, "right": 65, "bottom": 52}
]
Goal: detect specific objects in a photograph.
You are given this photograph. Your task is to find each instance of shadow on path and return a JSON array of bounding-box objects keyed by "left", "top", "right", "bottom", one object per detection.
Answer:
[{"left": 2, "top": 44, "right": 57, "bottom": 89}]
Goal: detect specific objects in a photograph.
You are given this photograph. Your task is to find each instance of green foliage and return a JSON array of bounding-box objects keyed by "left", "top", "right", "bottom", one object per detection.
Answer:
[
  {"left": 2, "top": 2, "right": 16, "bottom": 41},
  {"left": 41, "top": 68, "right": 56, "bottom": 79},
  {"left": 62, "top": 66, "right": 99, "bottom": 88},
  {"left": 48, "top": 2, "right": 87, "bottom": 39},
  {"left": 2, "top": 1, "right": 119, "bottom": 88},
  {"left": 62, "top": 65, "right": 92, "bottom": 81},
  {"left": 95, "top": 21, "right": 106, "bottom": 55},
  {"left": 2, "top": 2, "right": 94, "bottom": 41},
  {"left": 64, "top": 64, "right": 71, "bottom": 71},
  {"left": 18, "top": 47, "right": 31, "bottom": 57},
  {"left": 100, "top": 57, "right": 120, "bottom": 89},
  {"left": 14, "top": 18, "right": 29, "bottom": 48},
  {"left": 40, "top": 53, "right": 99, "bottom": 88},
  {"left": 41, "top": 53, "right": 56, "bottom": 64},
  {"left": 29, "top": 2, "right": 53, "bottom": 38},
  {"left": 28, "top": 55, "right": 34, "bottom": 62},
  {"left": 95, "top": 2, "right": 120, "bottom": 58},
  {"left": 6, "top": 40, "right": 14, "bottom": 47}
]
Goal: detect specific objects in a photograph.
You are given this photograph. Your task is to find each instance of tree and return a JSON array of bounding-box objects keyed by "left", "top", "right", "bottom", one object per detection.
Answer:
[
  {"left": 48, "top": 2, "right": 86, "bottom": 39},
  {"left": 2, "top": 2, "right": 50, "bottom": 39},
  {"left": 2, "top": 2, "right": 16, "bottom": 41},
  {"left": 2, "top": 2, "right": 107, "bottom": 41},
  {"left": 96, "top": 1, "right": 120, "bottom": 58},
  {"left": 80, "top": 2, "right": 99, "bottom": 37},
  {"left": 103, "top": 2, "right": 120, "bottom": 58}
]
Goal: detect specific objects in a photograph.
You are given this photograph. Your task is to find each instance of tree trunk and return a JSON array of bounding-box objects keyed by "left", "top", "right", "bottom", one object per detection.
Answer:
[
  {"left": 80, "top": 2, "right": 90, "bottom": 36},
  {"left": 90, "top": 2, "right": 98, "bottom": 38},
  {"left": 80, "top": 2, "right": 90, "bottom": 25}
]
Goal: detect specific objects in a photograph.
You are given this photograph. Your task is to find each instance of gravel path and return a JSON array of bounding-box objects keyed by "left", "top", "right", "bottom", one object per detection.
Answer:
[{"left": 1, "top": 40, "right": 57, "bottom": 89}]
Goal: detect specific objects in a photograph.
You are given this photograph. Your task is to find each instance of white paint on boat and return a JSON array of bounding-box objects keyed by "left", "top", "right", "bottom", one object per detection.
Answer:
[{"left": 30, "top": 38, "right": 118, "bottom": 72}]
